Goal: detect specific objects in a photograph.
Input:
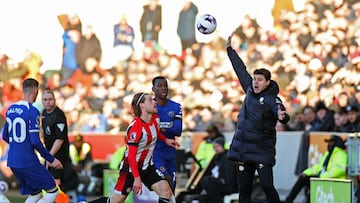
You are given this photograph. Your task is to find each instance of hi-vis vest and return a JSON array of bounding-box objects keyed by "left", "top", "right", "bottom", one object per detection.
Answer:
[{"left": 69, "top": 143, "right": 91, "bottom": 165}]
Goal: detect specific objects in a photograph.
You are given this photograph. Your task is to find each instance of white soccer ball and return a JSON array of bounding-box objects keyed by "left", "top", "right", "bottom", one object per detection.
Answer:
[
  {"left": 196, "top": 14, "right": 217, "bottom": 34},
  {"left": 0, "top": 181, "right": 8, "bottom": 194}
]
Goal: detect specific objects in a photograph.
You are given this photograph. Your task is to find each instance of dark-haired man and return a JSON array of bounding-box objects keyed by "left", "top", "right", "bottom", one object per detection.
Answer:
[
  {"left": 226, "top": 33, "right": 290, "bottom": 203},
  {"left": 343, "top": 104, "right": 360, "bottom": 132},
  {"left": 152, "top": 76, "right": 182, "bottom": 193},
  {"left": 310, "top": 101, "right": 335, "bottom": 132}
]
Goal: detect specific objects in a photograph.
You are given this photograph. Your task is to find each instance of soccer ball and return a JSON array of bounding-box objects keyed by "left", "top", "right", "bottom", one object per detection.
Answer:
[
  {"left": 0, "top": 181, "right": 8, "bottom": 194},
  {"left": 196, "top": 14, "right": 217, "bottom": 34}
]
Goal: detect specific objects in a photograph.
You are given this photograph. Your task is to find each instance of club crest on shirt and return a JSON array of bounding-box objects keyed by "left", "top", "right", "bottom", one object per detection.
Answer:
[
  {"left": 259, "top": 97, "right": 264, "bottom": 105},
  {"left": 45, "top": 126, "right": 51, "bottom": 135},
  {"left": 258, "top": 163, "right": 264, "bottom": 169},
  {"left": 168, "top": 111, "right": 175, "bottom": 118},
  {"left": 57, "top": 123, "right": 65, "bottom": 132},
  {"left": 129, "top": 132, "right": 137, "bottom": 142},
  {"left": 35, "top": 115, "right": 40, "bottom": 128}
]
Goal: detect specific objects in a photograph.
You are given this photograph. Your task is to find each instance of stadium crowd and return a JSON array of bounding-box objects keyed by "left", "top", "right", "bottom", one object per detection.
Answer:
[{"left": 1, "top": 0, "right": 360, "bottom": 134}]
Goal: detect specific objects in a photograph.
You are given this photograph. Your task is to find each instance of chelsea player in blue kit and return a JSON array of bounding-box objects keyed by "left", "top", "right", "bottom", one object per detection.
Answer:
[
  {"left": 2, "top": 78, "right": 63, "bottom": 203},
  {"left": 152, "top": 76, "right": 182, "bottom": 192}
]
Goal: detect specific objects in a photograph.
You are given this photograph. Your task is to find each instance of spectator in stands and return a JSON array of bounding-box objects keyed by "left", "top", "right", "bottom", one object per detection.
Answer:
[
  {"left": 342, "top": 104, "right": 360, "bottom": 132},
  {"left": 323, "top": 45, "right": 348, "bottom": 68},
  {"left": 335, "top": 91, "right": 351, "bottom": 111},
  {"left": 213, "top": 103, "right": 236, "bottom": 132},
  {"left": 192, "top": 107, "right": 215, "bottom": 132},
  {"left": 139, "top": 0, "right": 162, "bottom": 43},
  {"left": 230, "top": 106, "right": 240, "bottom": 129},
  {"left": 333, "top": 108, "right": 349, "bottom": 132},
  {"left": 284, "top": 135, "right": 347, "bottom": 203},
  {"left": 101, "top": 99, "right": 121, "bottom": 133},
  {"left": 69, "top": 134, "right": 93, "bottom": 174},
  {"left": 60, "top": 29, "right": 81, "bottom": 85},
  {"left": 67, "top": 110, "right": 81, "bottom": 133},
  {"left": 75, "top": 25, "right": 102, "bottom": 75},
  {"left": 310, "top": 101, "right": 335, "bottom": 132},
  {"left": 177, "top": 0, "right": 198, "bottom": 52},
  {"left": 289, "top": 111, "right": 306, "bottom": 131},
  {"left": 45, "top": 72, "right": 61, "bottom": 90},
  {"left": 57, "top": 13, "right": 82, "bottom": 89},
  {"left": 81, "top": 111, "right": 108, "bottom": 133},
  {"left": 57, "top": 13, "right": 82, "bottom": 33},
  {"left": 70, "top": 24, "right": 103, "bottom": 89},
  {"left": 113, "top": 15, "right": 135, "bottom": 63},
  {"left": 302, "top": 105, "right": 317, "bottom": 131},
  {"left": 0, "top": 53, "right": 27, "bottom": 84},
  {"left": 19, "top": 51, "right": 43, "bottom": 80},
  {"left": 233, "top": 15, "right": 260, "bottom": 48}
]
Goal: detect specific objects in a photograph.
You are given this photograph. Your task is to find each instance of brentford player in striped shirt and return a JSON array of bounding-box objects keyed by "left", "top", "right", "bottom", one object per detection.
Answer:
[{"left": 90, "top": 93, "right": 178, "bottom": 203}]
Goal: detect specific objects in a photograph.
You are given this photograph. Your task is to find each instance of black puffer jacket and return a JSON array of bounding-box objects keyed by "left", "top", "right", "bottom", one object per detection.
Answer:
[{"left": 226, "top": 47, "right": 290, "bottom": 166}]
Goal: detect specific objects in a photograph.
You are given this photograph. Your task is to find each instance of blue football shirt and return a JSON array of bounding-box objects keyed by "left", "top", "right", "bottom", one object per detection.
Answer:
[{"left": 2, "top": 100, "right": 54, "bottom": 168}]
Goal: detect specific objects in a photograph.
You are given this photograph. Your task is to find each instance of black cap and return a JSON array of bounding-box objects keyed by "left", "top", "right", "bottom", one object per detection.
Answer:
[
  {"left": 346, "top": 105, "right": 359, "bottom": 112},
  {"left": 212, "top": 137, "right": 225, "bottom": 147},
  {"left": 325, "top": 135, "right": 345, "bottom": 149},
  {"left": 325, "top": 135, "right": 341, "bottom": 142}
]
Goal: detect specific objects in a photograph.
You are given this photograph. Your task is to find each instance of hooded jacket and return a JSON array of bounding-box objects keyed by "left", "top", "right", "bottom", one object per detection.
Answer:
[{"left": 226, "top": 47, "right": 290, "bottom": 166}]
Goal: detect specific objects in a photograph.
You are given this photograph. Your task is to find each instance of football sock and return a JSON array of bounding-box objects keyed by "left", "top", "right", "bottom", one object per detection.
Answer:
[
  {"left": 88, "top": 196, "right": 109, "bottom": 203},
  {"left": 38, "top": 188, "right": 59, "bottom": 203},
  {"left": 170, "top": 195, "right": 176, "bottom": 203},
  {"left": 24, "top": 191, "right": 42, "bottom": 203},
  {"left": 158, "top": 197, "right": 171, "bottom": 203}
]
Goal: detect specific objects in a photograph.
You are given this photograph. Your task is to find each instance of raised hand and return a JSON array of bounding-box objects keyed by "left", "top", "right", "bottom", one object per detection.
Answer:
[{"left": 226, "top": 33, "right": 234, "bottom": 48}]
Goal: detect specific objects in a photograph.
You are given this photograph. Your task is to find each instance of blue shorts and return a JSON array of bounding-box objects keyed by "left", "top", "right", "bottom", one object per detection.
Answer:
[
  {"left": 11, "top": 164, "right": 56, "bottom": 195},
  {"left": 153, "top": 155, "right": 177, "bottom": 188}
]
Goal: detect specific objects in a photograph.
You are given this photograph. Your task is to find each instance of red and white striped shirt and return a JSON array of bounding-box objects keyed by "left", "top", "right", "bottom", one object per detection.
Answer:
[{"left": 120, "top": 114, "right": 166, "bottom": 177}]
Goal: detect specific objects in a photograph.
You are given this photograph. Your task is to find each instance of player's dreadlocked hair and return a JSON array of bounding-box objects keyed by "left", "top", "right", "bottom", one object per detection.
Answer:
[{"left": 131, "top": 92, "right": 148, "bottom": 117}]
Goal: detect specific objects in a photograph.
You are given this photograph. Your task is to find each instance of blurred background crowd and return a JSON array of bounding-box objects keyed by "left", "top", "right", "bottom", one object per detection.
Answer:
[{"left": 0, "top": 0, "right": 360, "bottom": 135}]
